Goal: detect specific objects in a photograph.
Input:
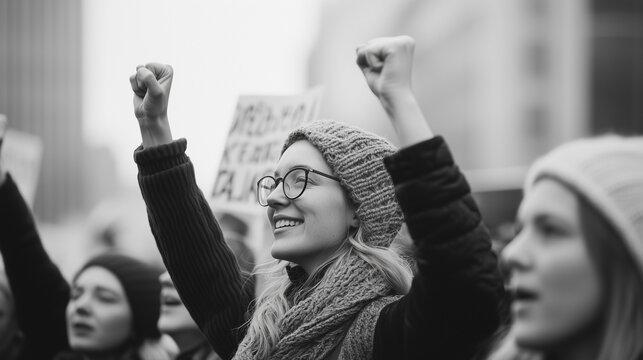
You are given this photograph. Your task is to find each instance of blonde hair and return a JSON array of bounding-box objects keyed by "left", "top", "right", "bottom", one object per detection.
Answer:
[
  {"left": 242, "top": 227, "right": 413, "bottom": 358},
  {"left": 578, "top": 191, "right": 643, "bottom": 360}
]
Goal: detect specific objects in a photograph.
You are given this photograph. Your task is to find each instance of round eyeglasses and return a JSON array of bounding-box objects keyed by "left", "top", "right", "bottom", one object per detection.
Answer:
[{"left": 256, "top": 167, "right": 340, "bottom": 207}]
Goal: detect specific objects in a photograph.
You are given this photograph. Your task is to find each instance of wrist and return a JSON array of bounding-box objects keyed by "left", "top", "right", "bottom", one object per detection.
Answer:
[
  {"left": 378, "top": 87, "right": 415, "bottom": 116},
  {"left": 139, "top": 116, "right": 173, "bottom": 148}
]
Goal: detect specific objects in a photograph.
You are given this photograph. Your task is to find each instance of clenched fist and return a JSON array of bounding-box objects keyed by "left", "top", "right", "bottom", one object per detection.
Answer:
[{"left": 129, "top": 63, "right": 174, "bottom": 148}]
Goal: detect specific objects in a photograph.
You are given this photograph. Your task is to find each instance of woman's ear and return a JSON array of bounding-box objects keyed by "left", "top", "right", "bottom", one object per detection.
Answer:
[{"left": 350, "top": 213, "right": 360, "bottom": 229}]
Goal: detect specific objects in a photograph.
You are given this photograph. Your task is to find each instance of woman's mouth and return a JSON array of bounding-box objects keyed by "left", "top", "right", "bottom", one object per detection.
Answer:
[
  {"left": 161, "top": 294, "right": 182, "bottom": 306},
  {"left": 71, "top": 321, "right": 94, "bottom": 334},
  {"left": 275, "top": 219, "right": 303, "bottom": 229},
  {"left": 510, "top": 287, "right": 539, "bottom": 302}
]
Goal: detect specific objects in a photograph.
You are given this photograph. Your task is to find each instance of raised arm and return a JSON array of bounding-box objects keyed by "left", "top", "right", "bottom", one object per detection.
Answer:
[
  {"left": 0, "top": 116, "right": 71, "bottom": 359},
  {"left": 356, "top": 35, "right": 434, "bottom": 146},
  {"left": 358, "top": 36, "right": 504, "bottom": 359},
  {"left": 130, "top": 64, "right": 252, "bottom": 359}
]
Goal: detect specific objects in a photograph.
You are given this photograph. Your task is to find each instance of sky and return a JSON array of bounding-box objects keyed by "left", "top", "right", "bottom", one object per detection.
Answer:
[{"left": 82, "top": 0, "right": 322, "bottom": 194}]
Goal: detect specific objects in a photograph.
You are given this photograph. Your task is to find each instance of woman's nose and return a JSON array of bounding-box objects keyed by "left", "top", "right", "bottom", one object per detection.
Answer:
[
  {"left": 71, "top": 295, "right": 92, "bottom": 316},
  {"left": 500, "top": 231, "right": 532, "bottom": 273},
  {"left": 266, "top": 184, "right": 289, "bottom": 208}
]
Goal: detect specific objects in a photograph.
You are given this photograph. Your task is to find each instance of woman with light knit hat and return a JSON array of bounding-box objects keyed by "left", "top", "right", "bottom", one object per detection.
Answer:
[
  {"left": 0, "top": 117, "right": 173, "bottom": 360},
  {"left": 129, "top": 36, "right": 503, "bottom": 359},
  {"left": 488, "top": 136, "right": 643, "bottom": 360}
]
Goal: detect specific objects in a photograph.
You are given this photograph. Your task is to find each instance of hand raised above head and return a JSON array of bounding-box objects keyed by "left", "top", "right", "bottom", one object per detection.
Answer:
[
  {"left": 129, "top": 63, "right": 174, "bottom": 148},
  {"left": 356, "top": 35, "right": 415, "bottom": 101},
  {"left": 357, "top": 36, "right": 434, "bottom": 147}
]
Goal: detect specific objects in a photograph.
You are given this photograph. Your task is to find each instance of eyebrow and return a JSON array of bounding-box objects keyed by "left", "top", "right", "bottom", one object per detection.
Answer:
[
  {"left": 274, "top": 164, "right": 311, "bottom": 177},
  {"left": 532, "top": 212, "right": 573, "bottom": 228}
]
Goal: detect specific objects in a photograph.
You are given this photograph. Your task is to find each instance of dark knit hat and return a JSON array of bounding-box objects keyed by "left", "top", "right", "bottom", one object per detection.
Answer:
[
  {"left": 525, "top": 135, "right": 643, "bottom": 277},
  {"left": 282, "top": 119, "right": 403, "bottom": 248},
  {"left": 74, "top": 253, "right": 162, "bottom": 342}
]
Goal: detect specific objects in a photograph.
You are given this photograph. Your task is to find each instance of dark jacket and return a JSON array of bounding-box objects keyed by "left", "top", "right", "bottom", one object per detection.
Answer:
[{"left": 134, "top": 136, "right": 504, "bottom": 360}]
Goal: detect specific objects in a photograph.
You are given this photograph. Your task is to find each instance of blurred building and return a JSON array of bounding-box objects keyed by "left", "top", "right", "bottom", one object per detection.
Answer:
[
  {"left": 308, "top": 0, "right": 642, "bottom": 248},
  {"left": 0, "top": 0, "right": 120, "bottom": 222}
]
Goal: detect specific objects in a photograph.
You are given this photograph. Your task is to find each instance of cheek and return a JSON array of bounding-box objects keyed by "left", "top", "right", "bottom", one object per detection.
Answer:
[
  {"left": 95, "top": 304, "right": 134, "bottom": 338},
  {"left": 306, "top": 197, "right": 353, "bottom": 240},
  {"left": 518, "top": 246, "right": 603, "bottom": 347},
  {"left": 542, "top": 254, "right": 602, "bottom": 324}
]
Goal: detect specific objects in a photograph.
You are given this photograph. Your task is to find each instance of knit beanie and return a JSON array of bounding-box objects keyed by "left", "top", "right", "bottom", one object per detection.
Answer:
[
  {"left": 74, "top": 253, "right": 163, "bottom": 342},
  {"left": 525, "top": 135, "right": 643, "bottom": 276},
  {"left": 282, "top": 119, "right": 403, "bottom": 248}
]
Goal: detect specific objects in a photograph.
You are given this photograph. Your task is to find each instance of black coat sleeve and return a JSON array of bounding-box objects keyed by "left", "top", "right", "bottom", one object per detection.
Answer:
[
  {"left": 134, "top": 139, "right": 253, "bottom": 360},
  {"left": 0, "top": 174, "right": 71, "bottom": 359},
  {"left": 373, "top": 137, "right": 505, "bottom": 360}
]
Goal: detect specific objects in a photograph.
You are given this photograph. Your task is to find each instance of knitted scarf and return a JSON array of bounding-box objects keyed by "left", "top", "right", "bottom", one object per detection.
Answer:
[{"left": 233, "top": 253, "right": 393, "bottom": 360}]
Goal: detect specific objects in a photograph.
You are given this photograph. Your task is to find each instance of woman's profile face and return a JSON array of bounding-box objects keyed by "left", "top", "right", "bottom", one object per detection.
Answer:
[
  {"left": 502, "top": 178, "right": 603, "bottom": 350},
  {"left": 157, "top": 271, "right": 197, "bottom": 335},
  {"left": 66, "top": 266, "right": 133, "bottom": 353},
  {"left": 265, "top": 140, "right": 357, "bottom": 273}
]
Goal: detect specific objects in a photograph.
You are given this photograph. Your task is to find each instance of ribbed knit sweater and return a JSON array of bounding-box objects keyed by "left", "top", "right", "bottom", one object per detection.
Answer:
[{"left": 134, "top": 136, "right": 504, "bottom": 360}]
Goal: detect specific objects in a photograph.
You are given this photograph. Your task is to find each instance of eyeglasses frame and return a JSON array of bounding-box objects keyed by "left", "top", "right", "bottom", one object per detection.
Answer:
[{"left": 256, "top": 167, "right": 340, "bottom": 207}]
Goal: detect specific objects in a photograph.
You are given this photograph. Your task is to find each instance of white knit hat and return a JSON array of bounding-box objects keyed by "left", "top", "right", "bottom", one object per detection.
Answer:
[{"left": 525, "top": 135, "right": 643, "bottom": 275}]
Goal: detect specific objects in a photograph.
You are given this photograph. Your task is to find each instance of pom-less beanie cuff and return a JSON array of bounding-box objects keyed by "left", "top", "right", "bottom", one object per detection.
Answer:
[
  {"left": 282, "top": 120, "right": 403, "bottom": 248},
  {"left": 525, "top": 135, "right": 643, "bottom": 278}
]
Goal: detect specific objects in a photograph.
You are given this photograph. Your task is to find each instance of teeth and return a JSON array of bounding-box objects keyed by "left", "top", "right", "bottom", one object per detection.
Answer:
[{"left": 275, "top": 219, "right": 302, "bottom": 229}]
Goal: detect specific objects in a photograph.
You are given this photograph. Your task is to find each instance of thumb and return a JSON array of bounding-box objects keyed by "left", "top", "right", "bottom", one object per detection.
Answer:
[{"left": 366, "top": 51, "right": 384, "bottom": 71}]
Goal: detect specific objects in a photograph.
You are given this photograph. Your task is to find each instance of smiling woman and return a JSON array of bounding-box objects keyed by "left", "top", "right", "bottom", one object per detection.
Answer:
[{"left": 130, "top": 35, "right": 504, "bottom": 360}]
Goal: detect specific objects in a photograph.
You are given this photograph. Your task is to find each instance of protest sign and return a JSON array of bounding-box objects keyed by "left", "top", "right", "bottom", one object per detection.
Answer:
[{"left": 211, "top": 87, "right": 323, "bottom": 211}]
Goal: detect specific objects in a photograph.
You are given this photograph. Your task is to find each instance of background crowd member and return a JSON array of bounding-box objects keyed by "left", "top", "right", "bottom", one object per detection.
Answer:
[
  {"left": 130, "top": 35, "right": 503, "bottom": 359},
  {"left": 158, "top": 271, "right": 222, "bottom": 360},
  {"left": 489, "top": 136, "right": 643, "bottom": 360},
  {"left": 215, "top": 212, "right": 256, "bottom": 277},
  {"left": 0, "top": 119, "right": 172, "bottom": 360}
]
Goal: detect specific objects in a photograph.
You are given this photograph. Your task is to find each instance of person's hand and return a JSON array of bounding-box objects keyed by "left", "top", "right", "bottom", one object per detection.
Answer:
[
  {"left": 129, "top": 63, "right": 174, "bottom": 148},
  {"left": 0, "top": 114, "right": 7, "bottom": 185},
  {"left": 356, "top": 35, "right": 415, "bottom": 104},
  {"left": 357, "top": 36, "right": 434, "bottom": 146}
]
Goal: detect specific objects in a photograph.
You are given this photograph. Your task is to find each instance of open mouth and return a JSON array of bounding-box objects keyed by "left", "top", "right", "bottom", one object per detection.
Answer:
[
  {"left": 511, "top": 288, "right": 539, "bottom": 302},
  {"left": 71, "top": 322, "right": 93, "bottom": 333},
  {"left": 275, "top": 219, "right": 303, "bottom": 229}
]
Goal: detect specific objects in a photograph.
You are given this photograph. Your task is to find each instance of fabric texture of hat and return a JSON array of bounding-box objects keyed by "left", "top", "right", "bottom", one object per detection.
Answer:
[
  {"left": 525, "top": 134, "right": 643, "bottom": 276},
  {"left": 74, "top": 253, "right": 163, "bottom": 342},
  {"left": 282, "top": 119, "right": 402, "bottom": 248}
]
